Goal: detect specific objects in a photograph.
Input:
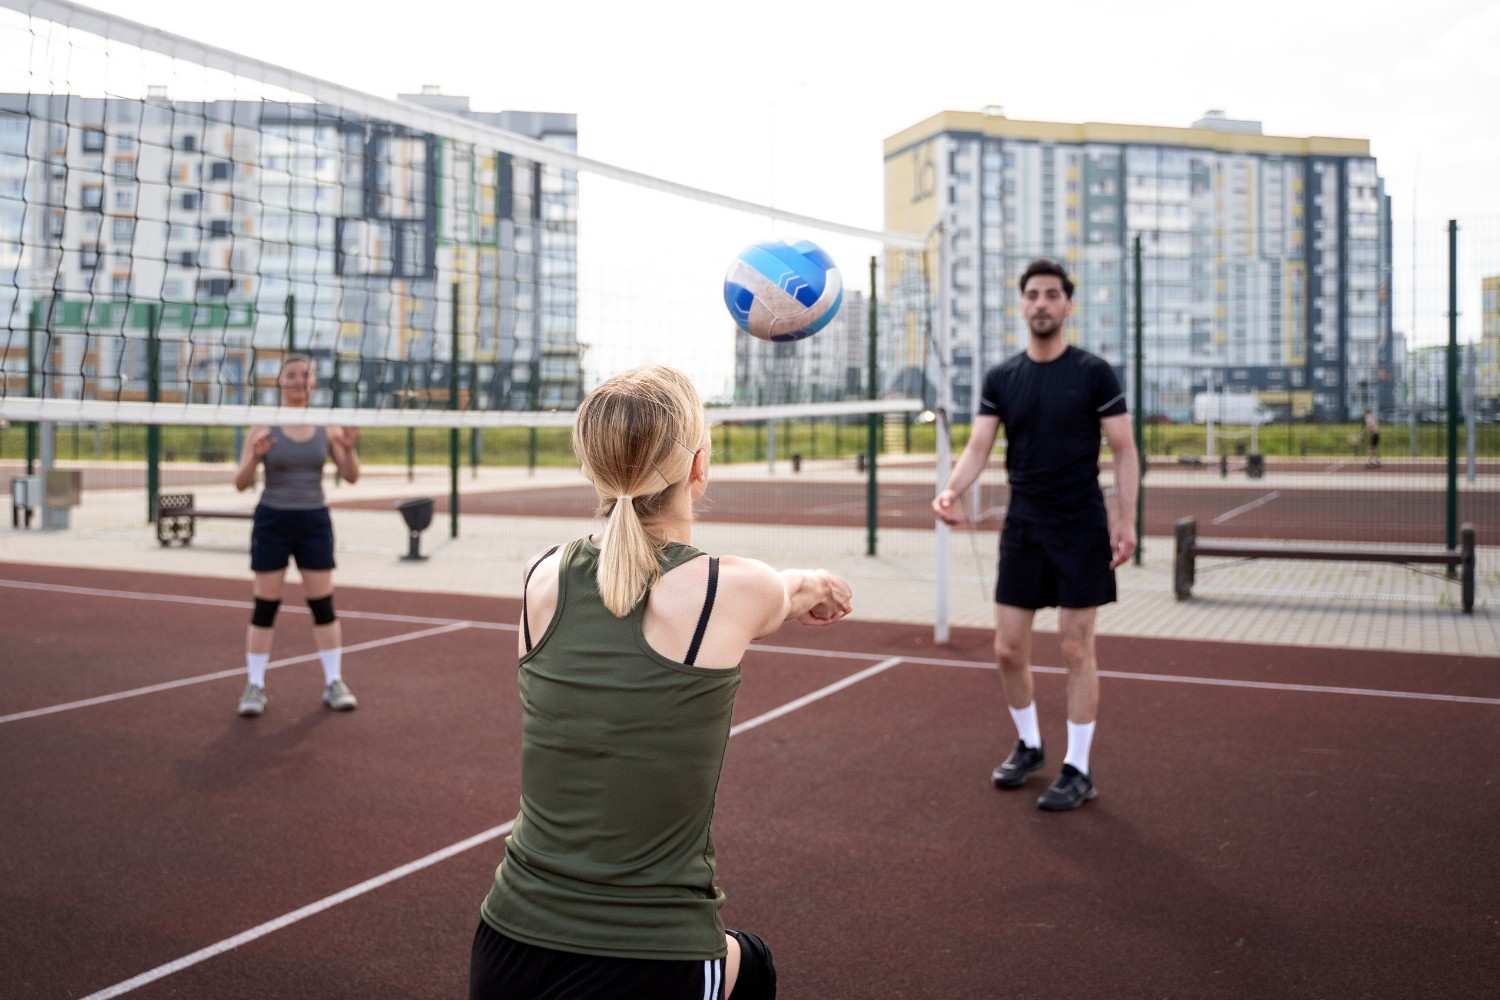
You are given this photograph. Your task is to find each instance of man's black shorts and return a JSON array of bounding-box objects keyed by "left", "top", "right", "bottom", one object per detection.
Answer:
[
  {"left": 996, "top": 508, "right": 1116, "bottom": 610},
  {"left": 470, "top": 920, "right": 726, "bottom": 1000},
  {"left": 250, "top": 505, "right": 336, "bottom": 573}
]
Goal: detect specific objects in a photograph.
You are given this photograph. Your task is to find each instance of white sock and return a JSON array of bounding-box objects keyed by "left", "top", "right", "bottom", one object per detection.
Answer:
[
  {"left": 1065, "top": 721, "right": 1096, "bottom": 775},
  {"left": 318, "top": 648, "right": 342, "bottom": 686},
  {"left": 246, "top": 652, "right": 269, "bottom": 688},
  {"left": 1008, "top": 702, "right": 1041, "bottom": 750}
]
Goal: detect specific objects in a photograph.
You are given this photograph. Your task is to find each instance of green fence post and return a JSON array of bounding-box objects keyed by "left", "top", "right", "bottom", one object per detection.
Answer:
[
  {"left": 450, "top": 282, "right": 461, "bottom": 539},
  {"left": 866, "top": 255, "right": 878, "bottom": 557},
  {"left": 1133, "top": 234, "right": 1145, "bottom": 567},
  {"left": 1445, "top": 219, "right": 1458, "bottom": 567},
  {"left": 25, "top": 303, "right": 37, "bottom": 475},
  {"left": 146, "top": 303, "right": 161, "bottom": 523}
]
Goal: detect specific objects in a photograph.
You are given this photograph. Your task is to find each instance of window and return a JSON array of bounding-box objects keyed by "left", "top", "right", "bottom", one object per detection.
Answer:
[
  {"left": 80, "top": 243, "right": 100, "bottom": 269},
  {"left": 180, "top": 191, "right": 199, "bottom": 210},
  {"left": 82, "top": 128, "right": 105, "bottom": 153},
  {"left": 47, "top": 211, "right": 64, "bottom": 239},
  {"left": 209, "top": 160, "right": 231, "bottom": 181},
  {"left": 209, "top": 218, "right": 231, "bottom": 238},
  {"left": 112, "top": 275, "right": 130, "bottom": 296},
  {"left": 114, "top": 189, "right": 133, "bottom": 210},
  {"left": 112, "top": 218, "right": 134, "bottom": 242},
  {"left": 197, "top": 276, "right": 232, "bottom": 297},
  {"left": 177, "top": 250, "right": 197, "bottom": 267},
  {"left": 112, "top": 158, "right": 134, "bottom": 179},
  {"left": 180, "top": 134, "right": 198, "bottom": 152},
  {"left": 81, "top": 184, "right": 103, "bottom": 210}
]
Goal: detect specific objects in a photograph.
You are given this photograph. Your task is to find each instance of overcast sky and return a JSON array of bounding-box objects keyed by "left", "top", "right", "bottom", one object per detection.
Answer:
[{"left": 10, "top": 0, "right": 1500, "bottom": 391}]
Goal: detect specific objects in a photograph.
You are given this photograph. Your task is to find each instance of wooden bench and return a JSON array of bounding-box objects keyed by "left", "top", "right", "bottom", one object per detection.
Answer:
[
  {"left": 156, "top": 492, "right": 253, "bottom": 547},
  {"left": 1173, "top": 517, "right": 1477, "bottom": 614}
]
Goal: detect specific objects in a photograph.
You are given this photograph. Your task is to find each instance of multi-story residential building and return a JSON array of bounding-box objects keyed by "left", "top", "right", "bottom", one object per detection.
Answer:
[
  {"left": 1481, "top": 275, "right": 1500, "bottom": 418},
  {"left": 883, "top": 108, "right": 1393, "bottom": 421},
  {"left": 0, "top": 88, "right": 579, "bottom": 410}
]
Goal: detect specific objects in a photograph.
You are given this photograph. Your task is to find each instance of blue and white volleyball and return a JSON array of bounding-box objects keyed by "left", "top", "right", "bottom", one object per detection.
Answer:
[{"left": 723, "top": 239, "right": 843, "bottom": 342}]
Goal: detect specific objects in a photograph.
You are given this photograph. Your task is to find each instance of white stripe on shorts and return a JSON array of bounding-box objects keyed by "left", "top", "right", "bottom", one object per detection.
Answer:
[{"left": 702, "top": 957, "right": 723, "bottom": 999}]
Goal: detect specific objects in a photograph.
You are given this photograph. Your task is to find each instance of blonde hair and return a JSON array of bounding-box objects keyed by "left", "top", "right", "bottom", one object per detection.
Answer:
[{"left": 572, "top": 366, "right": 706, "bottom": 617}]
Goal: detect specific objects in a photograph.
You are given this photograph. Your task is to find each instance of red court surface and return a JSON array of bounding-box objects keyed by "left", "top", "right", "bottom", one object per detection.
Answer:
[
  {"left": 2, "top": 561, "right": 1498, "bottom": 999},
  {"left": 333, "top": 479, "right": 1498, "bottom": 545}
]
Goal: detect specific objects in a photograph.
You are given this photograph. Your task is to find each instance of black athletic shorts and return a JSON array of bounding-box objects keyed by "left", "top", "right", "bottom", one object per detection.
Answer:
[
  {"left": 469, "top": 920, "right": 726, "bottom": 1000},
  {"left": 250, "top": 505, "right": 336, "bottom": 573},
  {"left": 996, "top": 508, "right": 1116, "bottom": 610},
  {"left": 1370, "top": 432, "right": 1381, "bottom": 448}
]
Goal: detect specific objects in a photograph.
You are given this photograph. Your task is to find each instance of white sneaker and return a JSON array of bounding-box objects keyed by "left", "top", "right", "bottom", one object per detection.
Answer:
[
  {"left": 322, "top": 678, "right": 358, "bottom": 712},
  {"left": 237, "top": 683, "right": 268, "bottom": 717}
]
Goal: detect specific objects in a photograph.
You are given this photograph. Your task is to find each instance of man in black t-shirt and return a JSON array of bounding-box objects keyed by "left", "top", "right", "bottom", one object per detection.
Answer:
[{"left": 933, "top": 259, "right": 1139, "bottom": 811}]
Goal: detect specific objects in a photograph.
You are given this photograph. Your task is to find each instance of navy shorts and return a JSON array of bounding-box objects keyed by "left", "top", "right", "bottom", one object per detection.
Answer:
[
  {"left": 996, "top": 508, "right": 1116, "bottom": 610},
  {"left": 250, "top": 505, "right": 336, "bottom": 573},
  {"left": 469, "top": 921, "right": 726, "bottom": 1000}
]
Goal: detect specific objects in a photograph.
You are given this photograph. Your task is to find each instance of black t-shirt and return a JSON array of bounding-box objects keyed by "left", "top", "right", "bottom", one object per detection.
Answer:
[{"left": 976, "top": 345, "right": 1127, "bottom": 521}]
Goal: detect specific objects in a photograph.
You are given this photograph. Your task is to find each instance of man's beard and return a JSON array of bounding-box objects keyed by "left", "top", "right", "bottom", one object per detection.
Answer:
[{"left": 1028, "top": 316, "right": 1061, "bottom": 338}]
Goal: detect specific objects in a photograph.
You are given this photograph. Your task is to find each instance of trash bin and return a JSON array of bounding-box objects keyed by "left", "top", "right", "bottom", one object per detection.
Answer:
[
  {"left": 791, "top": 453, "right": 802, "bottom": 473},
  {"left": 1245, "top": 453, "right": 1265, "bottom": 479},
  {"left": 397, "top": 497, "right": 435, "bottom": 561}
]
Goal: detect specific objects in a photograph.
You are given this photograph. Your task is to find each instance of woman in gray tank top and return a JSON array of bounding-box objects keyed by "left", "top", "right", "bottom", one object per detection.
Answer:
[
  {"left": 471, "top": 366, "right": 854, "bottom": 1000},
  {"left": 231, "top": 354, "right": 361, "bottom": 718}
]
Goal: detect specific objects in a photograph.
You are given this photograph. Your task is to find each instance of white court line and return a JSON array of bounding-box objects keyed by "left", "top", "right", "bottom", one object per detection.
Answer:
[
  {"left": 1211, "top": 490, "right": 1282, "bottom": 525},
  {"left": 77, "top": 655, "right": 905, "bottom": 1000},
  {"left": 1326, "top": 460, "right": 1347, "bottom": 473},
  {"left": 6, "top": 577, "right": 1492, "bottom": 711},
  {"left": 902, "top": 658, "right": 1500, "bottom": 706},
  {"left": 0, "top": 577, "right": 513, "bottom": 630},
  {"left": 0, "top": 623, "right": 468, "bottom": 725}
]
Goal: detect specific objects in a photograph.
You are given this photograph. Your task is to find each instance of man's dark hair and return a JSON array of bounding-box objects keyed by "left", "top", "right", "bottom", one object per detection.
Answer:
[{"left": 1018, "top": 258, "right": 1074, "bottom": 299}]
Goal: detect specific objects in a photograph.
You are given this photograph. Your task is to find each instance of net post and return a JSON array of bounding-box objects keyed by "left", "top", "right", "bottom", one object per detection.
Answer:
[
  {"left": 450, "top": 281, "right": 461, "bottom": 540},
  {"left": 933, "top": 231, "right": 952, "bottom": 645},
  {"left": 866, "top": 255, "right": 878, "bottom": 558},
  {"left": 146, "top": 303, "right": 161, "bottom": 524},
  {"left": 1446, "top": 219, "right": 1458, "bottom": 568},
  {"left": 1133, "top": 234, "right": 1145, "bottom": 567}
]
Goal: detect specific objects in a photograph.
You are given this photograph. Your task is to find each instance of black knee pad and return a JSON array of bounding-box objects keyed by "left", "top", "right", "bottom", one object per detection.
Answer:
[
  {"left": 306, "top": 594, "right": 336, "bottom": 626},
  {"left": 728, "top": 929, "right": 776, "bottom": 1000},
  {"left": 250, "top": 597, "right": 281, "bottom": 628}
]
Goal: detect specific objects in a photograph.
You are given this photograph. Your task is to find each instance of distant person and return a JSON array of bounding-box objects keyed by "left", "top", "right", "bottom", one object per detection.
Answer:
[
  {"left": 1364, "top": 409, "right": 1381, "bottom": 468},
  {"left": 232, "top": 354, "right": 361, "bottom": 717},
  {"left": 933, "top": 259, "right": 1138, "bottom": 811},
  {"left": 471, "top": 365, "right": 852, "bottom": 999}
]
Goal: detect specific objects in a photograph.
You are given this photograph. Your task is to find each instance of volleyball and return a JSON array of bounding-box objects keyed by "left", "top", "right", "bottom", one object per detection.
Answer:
[{"left": 723, "top": 239, "right": 843, "bottom": 342}]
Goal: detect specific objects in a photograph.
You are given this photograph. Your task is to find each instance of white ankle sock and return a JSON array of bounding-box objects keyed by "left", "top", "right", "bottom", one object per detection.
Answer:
[
  {"left": 246, "top": 652, "right": 269, "bottom": 688},
  {"left": 318, "top": 648, "right": 342, "bottom": 685},
  {"left": 1065, "top": 721, "right": 1096, "bottom": 774},
  {"left": 1008, "top": 702, "right": 1041, "bottom": 749}
]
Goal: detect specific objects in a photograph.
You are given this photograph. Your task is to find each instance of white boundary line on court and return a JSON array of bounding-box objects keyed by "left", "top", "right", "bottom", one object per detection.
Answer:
[
  {"left": 1211, "top": 490, "right": 1282, "bottom": 525},
  {"left": 0, "top": 577, "right": 511, "bottom": 630},
  {"left": 76, "top": 656, "right": 907, "bottom": 1000},
  {"left": 5, "top": 577, "right": 1496, "bottom": 716},
  {"left": 0, "top": 623, "right": 470, "bottom": 725}
]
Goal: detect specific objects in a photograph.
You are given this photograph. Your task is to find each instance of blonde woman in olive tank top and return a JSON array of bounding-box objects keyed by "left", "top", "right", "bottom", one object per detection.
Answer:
[
  {"left": 231, "top": 354, "right": 361, "bottom": 717},
  {"left": 470, "top": 366, "right": 853, "bottom": 1000}
]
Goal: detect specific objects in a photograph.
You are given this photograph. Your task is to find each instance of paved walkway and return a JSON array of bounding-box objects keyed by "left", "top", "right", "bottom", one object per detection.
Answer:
[{"left": 3, "top": 460, "right": 1495, "bottom": 658}]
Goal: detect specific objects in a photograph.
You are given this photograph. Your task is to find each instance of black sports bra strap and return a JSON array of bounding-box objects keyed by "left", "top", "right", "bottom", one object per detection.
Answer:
[
  {"left": 522, "top": 544, "right": 561, "bottom": 652},
  {"left": 683, "top": 557, "right": 720, "bottom": 667}
]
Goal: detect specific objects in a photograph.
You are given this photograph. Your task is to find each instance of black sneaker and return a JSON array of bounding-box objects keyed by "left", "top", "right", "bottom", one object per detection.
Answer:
[
  {"left": 1037, "top": 763, "right": 1097, "bottom": 811},
  {"left": 991, "top": 740, "right": 1046, "bottom": 789}
]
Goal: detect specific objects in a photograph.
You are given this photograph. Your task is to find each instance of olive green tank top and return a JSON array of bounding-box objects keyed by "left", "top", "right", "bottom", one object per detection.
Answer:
[{"left": 480, "top": 537, "right": 741, "bottom": 960}]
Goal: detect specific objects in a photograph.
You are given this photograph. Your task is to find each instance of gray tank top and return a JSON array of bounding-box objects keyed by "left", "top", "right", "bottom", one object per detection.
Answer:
[{"left": 260, "top": 426, "right": 327, "bottom": 510}]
